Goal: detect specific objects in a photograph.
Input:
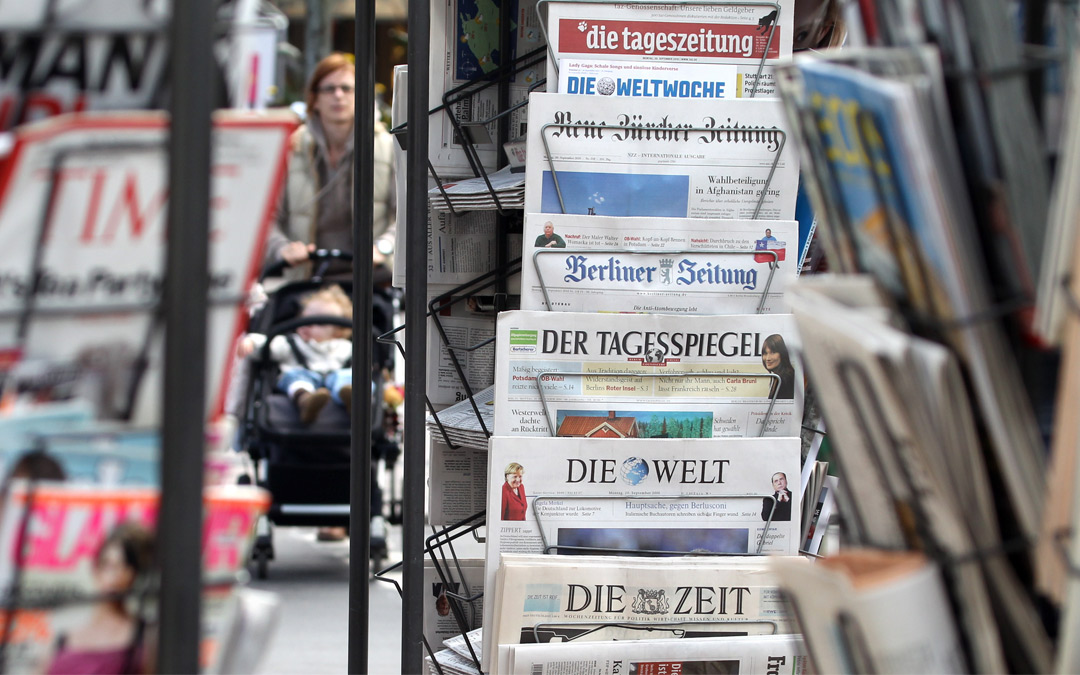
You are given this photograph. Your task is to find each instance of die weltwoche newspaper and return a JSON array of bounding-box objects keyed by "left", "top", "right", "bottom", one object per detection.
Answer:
[
  {"left": 482, "top": 436, "right": 801, "bottom": 671},
  {"left": 493, "top": 310, "right": 803, "bottom": 438},
  {"left": 542, "top": 0, "right": 794, "bottom": 98},
  {"left": 487, "top": 554, "right": 797, "bottom": 673},
  {"left": 506, "top": 634, "right": 807, "bottom": 675},
  {"left": 524, "top": 93, "right": 798, "bottom": 221},
  {"left": 521, "top": 213, "right": 797, "bottom": 314}
]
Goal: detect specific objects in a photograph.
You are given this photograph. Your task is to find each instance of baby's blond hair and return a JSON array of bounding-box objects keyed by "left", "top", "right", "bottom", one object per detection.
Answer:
[{"left": 301, "top": 284, "right": 353, "bottom": 339}]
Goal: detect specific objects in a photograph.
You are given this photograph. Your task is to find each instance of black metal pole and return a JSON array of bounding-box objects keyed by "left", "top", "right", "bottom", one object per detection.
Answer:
[
  {"left": 349, "top": 0, "right": 376, "bottom": 670},
  {"left": 403, "top": 0, "right": 430, "bottom": 668},
  {"left": 158, "top": 0, "right": 213, "bottom": 671}
]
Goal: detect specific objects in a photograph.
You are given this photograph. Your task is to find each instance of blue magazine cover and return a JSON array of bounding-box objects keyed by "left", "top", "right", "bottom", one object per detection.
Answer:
[{"left": 794, "top": 59, "right": 946, "bottom": 311}]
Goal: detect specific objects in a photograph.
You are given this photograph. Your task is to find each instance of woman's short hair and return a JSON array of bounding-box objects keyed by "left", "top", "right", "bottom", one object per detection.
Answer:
[
  {"left": 305, "top": 52, "right": 356, "bottom": 114},
  {"left": 504, "top": 462, "right": 524, "bottom": 477}
]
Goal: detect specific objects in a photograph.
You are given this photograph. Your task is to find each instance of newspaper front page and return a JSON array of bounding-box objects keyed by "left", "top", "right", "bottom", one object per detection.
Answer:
[
  {"left": 488, "top": 554, "right": 796, "bottom": 672},
  {"left": 543, "top": 0, "right": 794, "bottom": 98},
  {"left": 494, "top": 310, "right": 803, "bottom": 438},
  {"left": 521, "top": 213, "right": 797, "bottom": 313},
  {"left": 524, "top": 93, "right": 798, "bottom": 221},
  {"left": 508, "top": 634, "right": 807, "bottom": 675}
]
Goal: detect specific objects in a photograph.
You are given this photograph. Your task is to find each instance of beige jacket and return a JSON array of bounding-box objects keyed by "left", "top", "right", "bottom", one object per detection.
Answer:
[{"left": 265, "top": 114, "right": 396, "bottom": 278}]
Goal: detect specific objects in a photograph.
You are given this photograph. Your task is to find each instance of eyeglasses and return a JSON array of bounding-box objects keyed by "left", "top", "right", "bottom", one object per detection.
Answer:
[{"left": 318, "top": 83, "right": 355, "bottom": 95}]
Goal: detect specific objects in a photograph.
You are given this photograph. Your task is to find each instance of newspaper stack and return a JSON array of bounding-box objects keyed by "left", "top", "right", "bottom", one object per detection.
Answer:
[
  {"left": 425, "top": 385, "right": 495, "bottom": 449},
  {"left": 425, "top": 648, "right": 480, "bottom": 675},
  {"left": 506, "top": 634, "right": 807, "bottom": 675},
  {"left": 788, "top": 277, "right": 1053, "bottom": 673},
  {"left": 425, "top": 627, "right": 484, "bottom": 675},
  {"left": 429, "top": 167, "right": 526, "bottom": 213}
]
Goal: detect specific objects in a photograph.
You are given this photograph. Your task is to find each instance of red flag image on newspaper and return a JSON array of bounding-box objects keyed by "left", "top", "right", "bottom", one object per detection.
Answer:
[{"left": 755, "top": 237, "right": 786, "bottom": 263}]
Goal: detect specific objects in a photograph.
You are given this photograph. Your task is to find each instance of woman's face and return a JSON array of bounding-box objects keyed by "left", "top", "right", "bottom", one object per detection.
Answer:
[
  {"left": 312, "top": 67, "right": 356, "bottom": 126},
  {"left": 762, "top": 345, "right": 781, "bottom": 372},
  {"left": 95, "top": 542, "right": 135, "bottom": 594},
  {"left": 506, "top": 471, "right": 523, "bottom": 489}
]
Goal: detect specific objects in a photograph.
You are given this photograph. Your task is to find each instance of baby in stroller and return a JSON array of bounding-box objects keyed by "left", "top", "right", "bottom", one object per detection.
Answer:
[{"left": 237, "top": 284, "right": 354, "bottom": 426}]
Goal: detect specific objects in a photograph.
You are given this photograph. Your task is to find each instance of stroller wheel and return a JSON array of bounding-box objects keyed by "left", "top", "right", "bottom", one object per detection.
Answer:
[
  {"left": 252, "top": 531, "right": 274, "bottom": 580},
  {"left": 255, "top": 549, "right": 270, "bottom": 580}
]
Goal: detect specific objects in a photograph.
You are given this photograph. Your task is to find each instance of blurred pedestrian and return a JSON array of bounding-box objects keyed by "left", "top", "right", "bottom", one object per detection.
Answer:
[{"left": 265, "top": 52, "right": 397, "bottom": 279}]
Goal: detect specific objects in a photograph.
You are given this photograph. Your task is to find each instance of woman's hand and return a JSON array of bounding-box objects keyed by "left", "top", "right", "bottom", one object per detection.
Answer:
[
  {"left": 236, "top": 335, "right": 256, "bottom": 358},
  {"left": 280, "top": 241, "right": 315, "bottom": 266}
]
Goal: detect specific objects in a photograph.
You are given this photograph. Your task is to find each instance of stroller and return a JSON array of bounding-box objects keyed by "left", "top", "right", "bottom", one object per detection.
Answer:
[{"left": 237, "top": 250, "right": 401, "bottom": 578}]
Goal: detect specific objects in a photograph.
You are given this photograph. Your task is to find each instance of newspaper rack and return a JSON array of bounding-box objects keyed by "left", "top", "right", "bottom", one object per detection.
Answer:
[
  {"left": 390, "top": 46, "right": 547, "bottom": 217},
  {"left": 378, "top": 259, "right": 521, "bottom": 449},
  {"left": 535, "top": 0, "right": 783, "bottom": 99},
  {"left": 534, "top": 370, "right": 782, "bottom": 438},
  {"left": 530, "top": 617, "right": 781, "bottom": 645},
  {"left": 374, "top": 510, "right": 487, "bottom": 675},
  {"left": 532, "top": 493, "right": 781, "bottom": 556},
  {"left": 532, "top": 248, "right": 781, "bottom": 314},
  {"left": 540, "top": 122, "right": 788, "bottom": 220}
]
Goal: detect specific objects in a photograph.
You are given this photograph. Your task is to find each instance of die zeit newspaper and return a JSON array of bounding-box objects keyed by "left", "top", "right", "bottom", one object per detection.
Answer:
[
  {"left": 521, "top": 213, "right": 797, "bottom": 314},
  {"left": 524, "top": 93, "right": 798, "bottom": 222},
  {"left": 487, "top": 554, "right": 798, "bottom": 673},
  {"left": 493, "top": 311, "right": 804, "bottom": 438},
  {"left": 482, "top": 436, "right": 802, "bottom": 673},
  {"left": 543, "top": 0, "right": 795, "bottom": 98},
  {"left": 506, "top": 634, "right": 808, "bottom": 675}
]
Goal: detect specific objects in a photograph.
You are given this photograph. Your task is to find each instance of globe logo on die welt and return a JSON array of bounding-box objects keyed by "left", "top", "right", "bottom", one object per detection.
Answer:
[{"left": 620, "top": 457, "right": 649, "bottom": 485}]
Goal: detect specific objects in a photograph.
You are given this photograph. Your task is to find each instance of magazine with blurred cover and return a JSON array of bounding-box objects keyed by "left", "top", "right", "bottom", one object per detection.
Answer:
[
  {"left": 521, "top": 214, "right": 796, "bottom": 314},
  {"left": 0, "top": 112, "right": 293, "bottom": 426},
  {"left": 524, "top": 93, "right": 798, "bottom": 221},
  {"left": 494, "top": 310, "right": 803, "bottom": 438},
  {"left": 0, "top": 483, "right": 269, "bottom": 673},
  {"left": 542, "top": 0, "right": 793, "bottom": 98},
  {"left": 780, "top": 55, "right": 1044, "bottom": 546},
  {"left": 772, "top": 551, "right": 966, "bottom": 674}
]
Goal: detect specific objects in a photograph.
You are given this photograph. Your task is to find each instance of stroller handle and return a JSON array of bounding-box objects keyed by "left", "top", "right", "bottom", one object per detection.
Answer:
[
  {"left": 260, "top": 248, "right": 355, "bottom": 282},
  {"left": 256, "top": 315, "right": 355, "bottom": 362}
]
